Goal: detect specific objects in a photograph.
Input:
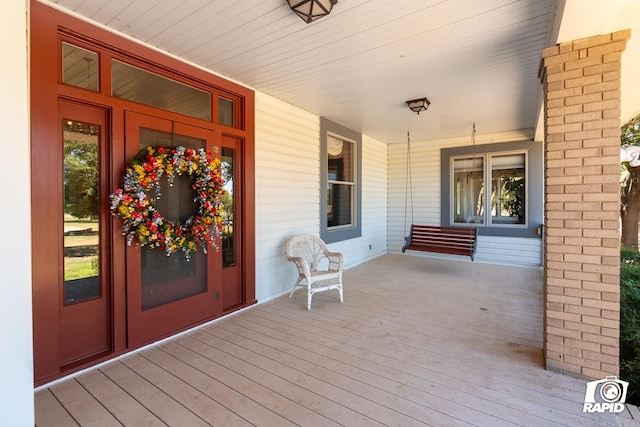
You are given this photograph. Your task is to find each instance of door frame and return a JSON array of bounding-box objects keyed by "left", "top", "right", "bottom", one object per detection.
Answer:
[{"left": 30, "top": 0, "right": 256, "bottom": 386}]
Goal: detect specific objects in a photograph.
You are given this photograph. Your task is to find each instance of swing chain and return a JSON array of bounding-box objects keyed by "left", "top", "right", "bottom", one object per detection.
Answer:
[{"left": 404, "top": 131, "right": 414, "bottom": 237}]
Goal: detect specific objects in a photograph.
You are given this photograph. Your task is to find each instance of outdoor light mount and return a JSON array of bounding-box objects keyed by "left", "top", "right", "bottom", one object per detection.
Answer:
[
  {"left": 406, "top": 97, "right": 431, "bottom": 114},
  {"left": 287, "top": 0, "right": 338, "bottom": 24}
]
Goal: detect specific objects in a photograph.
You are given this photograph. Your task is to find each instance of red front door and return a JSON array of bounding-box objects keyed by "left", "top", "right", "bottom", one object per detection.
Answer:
[{"left": 124, "top": 111, "right": 224, "bottom": 347}]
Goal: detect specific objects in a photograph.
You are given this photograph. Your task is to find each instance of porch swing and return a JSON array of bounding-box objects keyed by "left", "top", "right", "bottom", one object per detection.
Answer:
[{"left": 401, "top": 104, "right": 477, "bottom": 260}]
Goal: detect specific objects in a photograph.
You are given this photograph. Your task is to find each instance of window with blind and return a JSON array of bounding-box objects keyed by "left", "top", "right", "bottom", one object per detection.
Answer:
[{"left": 320, "top": 118, "right": 361, "bottom": 243}]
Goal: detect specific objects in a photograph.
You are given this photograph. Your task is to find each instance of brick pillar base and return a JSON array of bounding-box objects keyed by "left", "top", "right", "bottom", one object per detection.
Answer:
[{"left": 540, "top": 30, "right": 630, "bottom": 378}]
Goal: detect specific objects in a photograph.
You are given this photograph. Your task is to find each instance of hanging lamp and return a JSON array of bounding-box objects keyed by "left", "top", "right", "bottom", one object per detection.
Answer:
[
  {"left": 287, "top": 0, "right": 338, "bottom": 23},
  {"left": 405, "top": 97, "right": 430, "bottom": 114}
]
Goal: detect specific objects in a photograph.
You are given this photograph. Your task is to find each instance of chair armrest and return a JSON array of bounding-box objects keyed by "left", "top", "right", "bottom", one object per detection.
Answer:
[
  {"left": 286, "top": 255, "right": 311, "bottom": 277},
  {"left": 325, "top": 251, "right": 345, "bottom": 272}
]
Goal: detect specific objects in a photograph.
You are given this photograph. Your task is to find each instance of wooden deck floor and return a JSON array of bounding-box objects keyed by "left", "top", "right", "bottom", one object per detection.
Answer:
[{"left": 35, "top": 254, "right": 638, "bottom": 426}]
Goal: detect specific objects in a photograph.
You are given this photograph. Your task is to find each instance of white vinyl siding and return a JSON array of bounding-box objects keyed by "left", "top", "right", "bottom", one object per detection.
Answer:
[
  {"left": 474, "top": 236, "right": 542, "bottom": 266},
  {"left": 255, "top": 92, "right": 320, "bottom": 301},
  {"left": 255, "top": 92, "right": 388, "bottom": 302}
]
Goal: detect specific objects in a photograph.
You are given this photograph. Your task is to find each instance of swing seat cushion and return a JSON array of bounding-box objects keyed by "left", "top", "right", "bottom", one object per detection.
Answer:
[{"left": 402, "top": 225, "right": 477, "bottom": 260}]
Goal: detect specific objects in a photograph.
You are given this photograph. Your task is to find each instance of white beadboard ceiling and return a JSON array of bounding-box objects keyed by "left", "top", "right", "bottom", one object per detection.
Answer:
[{"left": 45, "top": 0, "right": 640, "bottom": 144}]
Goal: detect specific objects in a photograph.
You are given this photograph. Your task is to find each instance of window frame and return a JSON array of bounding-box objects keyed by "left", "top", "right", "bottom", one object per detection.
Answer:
[
  {"left": 320, "top": 118, "right": 362, "bottom": 243},
  {"left": 441, "top": 140, "right": 542, "bottom": 238}
]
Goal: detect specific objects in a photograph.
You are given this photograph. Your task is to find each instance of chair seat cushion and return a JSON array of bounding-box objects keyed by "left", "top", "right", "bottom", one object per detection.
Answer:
[{"left": 309, "top": 270, "right": 341, "bottom": 280}]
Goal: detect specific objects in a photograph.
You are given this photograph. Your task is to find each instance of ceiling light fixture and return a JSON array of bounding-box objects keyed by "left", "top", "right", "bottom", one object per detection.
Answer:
[
  {"left": 287, "top": 0, "right": 338, "bottom": 24},
  {"left": 406, "top": 97, "right": 431, "bottom": 114}
]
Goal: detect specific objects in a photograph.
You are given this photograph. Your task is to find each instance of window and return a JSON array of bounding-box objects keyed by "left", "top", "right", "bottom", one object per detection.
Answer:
[
  {"left": 218, "top": 97, "right": 235, "bottom": 126},
  {"left": 327, "top": 134, "right": 354, "bottom": 227},
  {"left": 452, "top": 156, "right": 484, "bottom": 224},
  {"left": 490, "top": 153, "right": 526, "bottom": 225},
  {"left": 452, "top": 152, "right": 527, "bottom": 226},
  {"left": 321, "top": 118, "right": 361, "bottom": 243},
  {"left": 62, "top": 42, "right": 99, "bottom": 91},
  {"left": 442, "top": 141, "right": 542, "bottom": 238},
  {"left": 111, "top": 60, "right": 211, "bottom": 121}
]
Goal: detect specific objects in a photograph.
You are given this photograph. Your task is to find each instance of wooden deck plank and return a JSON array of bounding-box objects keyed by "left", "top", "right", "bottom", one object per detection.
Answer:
[
  {"left": 120, "top": 353, "right": 249, "bottom": 426},
  {"left": 139, "top": 346, "right": 297, "bottom": 427},
  {"left": 74, "top": 369, "right": 165, "bottom": 427},
  {"left": 146, "top": 338, "right": 428, "bottom": 426},
  {"left": 204, "top": 321, "right": 487, "bottom": 426},
  {"left": 626, "top": 403, "right": 640, "bottom": 420},
  {"left": 35, "top": 389, "right": 79, "bottom": 427},
  {"left": 47, "top": 379, "right": 121, "bottom": 427},
  {"left": 230, "top": 307, "right": 597, "bottom": 426},
  {"left": 278, "top": 290, "right": 576, "bottom": 398},
  {"left": 98, "top": 362, "right": 210, "bottom": 427},
  {"left": 35, "top": 255, "right": 628, "bottom": 427},
  {"left": 279, "top": 255, "right": 618, "bottom": 426},
  {"left": 218, "top": 310, "right": 599, "bottom": 427},
  {"left": 156, "top": 339, "right": 340, "bottom": 427},
  {"left": 177, "top": 332, "right": 383, "bottom": 427},
  {"left": 261, "top": 297, "right": 562, "bottom": 398}
]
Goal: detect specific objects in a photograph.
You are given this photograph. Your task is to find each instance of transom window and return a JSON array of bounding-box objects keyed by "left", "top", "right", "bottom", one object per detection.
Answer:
[
  {"left": 61, "top": 40, "right": 241, "bottom": 128},
  {"left": 111, "top": 60, "right": 212, "bottom": 121}
]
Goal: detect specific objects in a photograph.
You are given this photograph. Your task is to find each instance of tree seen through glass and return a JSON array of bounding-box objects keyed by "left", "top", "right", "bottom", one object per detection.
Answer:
[{"left": 63, "top": 120, "right": 100, "bottom": 303}]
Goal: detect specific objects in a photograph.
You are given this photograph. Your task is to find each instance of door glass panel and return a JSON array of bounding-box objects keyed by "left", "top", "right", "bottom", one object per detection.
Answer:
[
  {"left": 112, "top": 60, "right": 211, "bottom": 121},
  {"left": 221, "top": 148, "right": 235, "bottom": 267},
  {"left": 63, "top": 120, "right": 101, "bottom": 304},
  {"left": 62, "top": 42, "right": 99, "bottom": 92},
  {"left": 139, "top": 127, "right": 207, "bottom": 311}
]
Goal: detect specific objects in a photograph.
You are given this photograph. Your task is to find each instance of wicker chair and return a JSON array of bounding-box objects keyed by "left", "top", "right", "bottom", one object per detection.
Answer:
[{"left": 284, "top": 234, "right": 345, "bottom": 310}]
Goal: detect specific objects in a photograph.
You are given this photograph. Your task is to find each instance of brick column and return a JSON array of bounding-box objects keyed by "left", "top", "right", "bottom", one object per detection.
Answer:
[{"left": 540, "top": 30, "right": 630, "bottom": 378}]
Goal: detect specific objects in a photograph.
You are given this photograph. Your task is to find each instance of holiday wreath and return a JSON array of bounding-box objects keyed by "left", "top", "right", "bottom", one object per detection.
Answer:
[{"left": 109, "top": 146, "right": 225, "bottom": 258}]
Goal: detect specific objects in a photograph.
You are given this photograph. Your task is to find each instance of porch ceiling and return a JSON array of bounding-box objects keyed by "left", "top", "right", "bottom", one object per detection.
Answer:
[{"left": 46, "top": 0, "right": 640, "bottom": 144}]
